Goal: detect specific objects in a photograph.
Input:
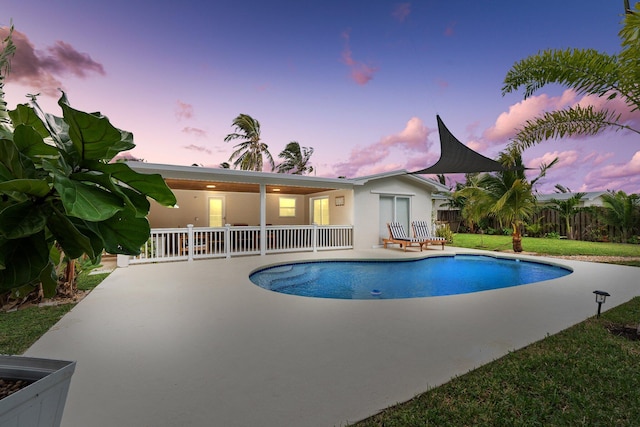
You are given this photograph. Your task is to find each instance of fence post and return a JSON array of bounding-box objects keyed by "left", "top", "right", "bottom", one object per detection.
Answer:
[
  {"left": 224, "top": 224, "right": 231, "bottom": 259},
  {"left": 116, "top": 254, "right": 130, "bottom": 268},
  {"left": 312, "top": 223, "right": 318, "bottom": 252},
  {"left": 187, "top": 224, "right": 194, "bottom": 262}
]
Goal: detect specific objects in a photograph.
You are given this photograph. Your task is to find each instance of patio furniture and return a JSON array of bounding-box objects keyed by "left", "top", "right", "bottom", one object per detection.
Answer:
[
  {"left": 179, "top": 233, "right": 210, "bottom": 256},
  {"left": 383, "top": 222, "right": 428, "bottom": 251},
  {"left": 411, "top": 220, "right": 446, "bottom": 250}
]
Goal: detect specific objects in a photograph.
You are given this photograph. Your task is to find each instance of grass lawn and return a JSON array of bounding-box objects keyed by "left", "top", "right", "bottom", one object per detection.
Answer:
[
  {"left": 452, "top": 233, "right": 640, "bottom": 258},
  {"left": 0, "top": 271, "right": 110, "bottom": 355},
  {"left": 352, "top": 297, "right": 640, "bottom": 426}
]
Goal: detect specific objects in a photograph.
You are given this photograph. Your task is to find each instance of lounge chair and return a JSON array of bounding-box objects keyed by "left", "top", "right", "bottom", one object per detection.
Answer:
[
  {"left": 411, "top": 220, "right": 446, "bottom": 250},
  {"left": 383, "top": 222, "right": 428, "bottom": 251}
]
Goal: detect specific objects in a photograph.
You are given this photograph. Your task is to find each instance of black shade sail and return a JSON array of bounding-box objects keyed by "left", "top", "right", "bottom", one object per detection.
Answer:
[{"left": 411, "top": 115, "right": 506, "bottom": 175}]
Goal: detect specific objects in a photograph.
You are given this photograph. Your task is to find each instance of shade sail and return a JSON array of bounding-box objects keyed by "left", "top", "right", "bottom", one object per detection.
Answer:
[{"left": 411, "top": 115, "right": 506, "bottom": 174}]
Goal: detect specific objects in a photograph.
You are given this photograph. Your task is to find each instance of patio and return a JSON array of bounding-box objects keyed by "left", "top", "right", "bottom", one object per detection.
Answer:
[{"left": 25, "top": 248, "right": 640, "bottom": 427}]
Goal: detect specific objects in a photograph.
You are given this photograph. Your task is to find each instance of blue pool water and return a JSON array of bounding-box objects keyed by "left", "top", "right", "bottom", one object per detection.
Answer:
[{"left": 249, "top": 255, "right": 572, "bottom": 300}]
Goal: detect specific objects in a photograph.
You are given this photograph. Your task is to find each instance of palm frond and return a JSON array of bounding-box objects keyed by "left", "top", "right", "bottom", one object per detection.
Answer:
[
  {"left": 509, "top": 105, "right": 633, "bottom": 151},
  {"left": 502, "top": 48, "right": 621, "bottom": 100},
  {"left": 0, "top": 24, "right": 16, "bottom": 127}
]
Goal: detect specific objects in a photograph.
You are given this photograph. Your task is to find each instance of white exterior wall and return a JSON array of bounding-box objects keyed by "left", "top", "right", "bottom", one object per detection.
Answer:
[{"left": 352, "top": 176, "right": 435, "bottom": 250}]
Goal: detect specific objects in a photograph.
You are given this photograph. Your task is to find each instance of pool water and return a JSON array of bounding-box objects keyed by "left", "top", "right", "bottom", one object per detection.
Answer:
[{"left": 249, "top": 255, "right": 572, "bottom": 300}]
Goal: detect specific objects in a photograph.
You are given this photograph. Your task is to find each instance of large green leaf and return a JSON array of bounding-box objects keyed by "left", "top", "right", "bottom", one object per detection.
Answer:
[
  {"left": 0, "top": 138, "right": 26, "bottom": 178},
  {"left": 70, "top": 169, "right": 148, "bottom": 217},
  {"left": 8, "top": 104, "right": 50, "bottom": 138},
  {"left": 0, "top": 200, "right": 48, "bottom": 238},
  {"left": 13, "top": 124, "right": 59, "bottom": 160},
  {"left": 39, "top": 261, "right": 58, "bottom": 298},
  {"left": 58, "top": 93, "right": 135, "bottom": 161},
  {"left": 53, "top": 173, "right": 125, "bottom": 221},
  {"left": 97, "top": 210, "right": 150, "bottom": 255},
  {"left": 69, "top": 218, "right": 106, "bottom": 259},
  {"left": 46, "top": 206, "right": 96, "bottom": 259},
  {"left": 86, "top": 161, "right": 177, "bottom": 206},
  {"left": 0, "top": 232, "right": 50, "bottom": 293},
  {"left": 0, "top": 178, "right": 51, "bottom": 197}
]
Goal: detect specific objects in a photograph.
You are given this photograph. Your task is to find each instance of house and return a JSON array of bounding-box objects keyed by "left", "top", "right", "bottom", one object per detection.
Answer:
[
  {"left": 122, "top": 162, "right": 448, "bottom": 264},
  {"left": 535, "top": 191, "right": 608, "bottom": 208}
]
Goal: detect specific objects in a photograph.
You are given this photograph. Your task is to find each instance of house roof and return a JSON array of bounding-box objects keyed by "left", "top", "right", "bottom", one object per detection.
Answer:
[
  {"left": 128, "top": 162, "right": 447, "bottom": 195},
  {"left": 351, "top": 170, "right": 449, "bottom": 192},
  {"left": 536, "top": 191, "right": 607, "bottom": 203}
]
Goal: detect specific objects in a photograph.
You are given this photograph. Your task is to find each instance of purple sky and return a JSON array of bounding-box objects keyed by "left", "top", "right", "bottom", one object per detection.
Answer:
[{"left": 3, "top": 0, "right": 639, "bottom": 194}]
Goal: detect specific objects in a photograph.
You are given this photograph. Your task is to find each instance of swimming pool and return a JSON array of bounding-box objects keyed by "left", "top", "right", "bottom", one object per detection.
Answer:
[{"left": 249, "top": 254, "right": 573, "bottom": 300}]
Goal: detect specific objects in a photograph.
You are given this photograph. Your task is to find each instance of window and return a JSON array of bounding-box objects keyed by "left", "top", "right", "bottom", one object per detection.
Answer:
[{"left": 279, "top": 197, "right": 297, "bottom": 217}]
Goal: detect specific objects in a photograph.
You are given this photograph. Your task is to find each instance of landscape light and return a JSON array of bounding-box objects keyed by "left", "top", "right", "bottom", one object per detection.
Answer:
[{"left": 593, "top": 290, "right": 610, "bottom": 318}]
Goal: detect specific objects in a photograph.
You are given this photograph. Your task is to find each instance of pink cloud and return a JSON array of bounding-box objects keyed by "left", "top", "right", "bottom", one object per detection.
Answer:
[
  {"left": 183, "top": 144, "right": 212, "bottom": 154},
  {"left": 341, "top": 30, "right": 378, "bottom": 85},
  {"left": 595, "top": 151, "right": 640, "bottom": 179},
  {"left": 392, "top": 3, "right": 411, "bottom": 23},
  {"left": 527, "top": 150, "right": 580, "bottom": 169},
  {"left": 484, "top": 90, "right": 578, "bottom": 143},
  {"left": 485, "top": 89, "right": 640, "bottom": 147},
  {"left": 175, "top": 100, "right": 194, "bottom": 120},
  {"left": 332, "top": 117, "right": 433, "bottom": 177},
  {"left": 582, "top": 151, "right": 615, "bottom": 166},
  {"left": 182, "top": 127, "right": 207, "bottom": 138},
  {"left": 577, "top": 93, "right": 640, "bottom": 129},
  {"left": 0, "top": 27, "right": 104, "bottom": 97}
]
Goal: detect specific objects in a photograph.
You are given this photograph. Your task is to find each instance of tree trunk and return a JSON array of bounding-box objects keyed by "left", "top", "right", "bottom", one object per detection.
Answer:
[
  {"left": 512, "top": 234, "right": 523, "bottom": 252},
  {"left": 512, "top": 223, "right": 523, "bottom": 252}
]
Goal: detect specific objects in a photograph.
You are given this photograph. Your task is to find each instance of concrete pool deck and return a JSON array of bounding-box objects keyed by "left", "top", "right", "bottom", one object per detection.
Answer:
[{"left": 25, "top": 247, "right": 640, "bottom": 427}]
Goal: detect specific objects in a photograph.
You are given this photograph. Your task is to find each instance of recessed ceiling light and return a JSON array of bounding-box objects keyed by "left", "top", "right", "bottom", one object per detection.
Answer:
[
  {"left": 272, "top": 188, "right": 281, "bottom": 192},
  {"left": 206, "top": 184, "right": 216, "bottom": 188}
]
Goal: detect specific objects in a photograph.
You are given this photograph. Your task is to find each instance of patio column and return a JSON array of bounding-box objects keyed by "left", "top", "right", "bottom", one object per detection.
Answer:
[{"left": 260, "top": 184, "right": 266, "bottom": 256}]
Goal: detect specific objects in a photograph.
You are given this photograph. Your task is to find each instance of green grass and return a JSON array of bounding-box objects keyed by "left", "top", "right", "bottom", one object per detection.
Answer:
[
  {"left": 0, "top": 271, "right": 110, "bottom": 355},
  {"left": 352, "top": 297, "right": 640, "bottom": 426},
  {"left": 452, "top": 233, "right": 640, "bottom": 257}
]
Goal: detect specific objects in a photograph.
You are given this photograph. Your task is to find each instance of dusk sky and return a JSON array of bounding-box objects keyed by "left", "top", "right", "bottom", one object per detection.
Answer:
[{"left": 3, "top": 1, "right": 639, "bottom": 194}]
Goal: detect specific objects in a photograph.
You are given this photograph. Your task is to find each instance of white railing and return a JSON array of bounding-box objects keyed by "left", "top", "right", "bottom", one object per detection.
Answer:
[{"left": 127, "top": 224, "right": 353, "bottom": 265}]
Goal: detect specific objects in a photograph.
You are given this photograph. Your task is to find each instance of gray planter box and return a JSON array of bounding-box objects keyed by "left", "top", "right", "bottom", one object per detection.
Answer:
[{"left": 0, "top": 356, "right": 76, "bottom": 427}]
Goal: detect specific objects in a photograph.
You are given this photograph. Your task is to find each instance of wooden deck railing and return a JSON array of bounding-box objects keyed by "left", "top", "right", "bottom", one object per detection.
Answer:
[{"left": 124, "top": 224, "right": 354, "bottom": 265}]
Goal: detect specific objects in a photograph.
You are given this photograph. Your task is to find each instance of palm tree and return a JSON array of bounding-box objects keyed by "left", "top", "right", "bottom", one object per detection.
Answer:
[
  {"left": 453, "top": 175, "right": 491, "bottom": 235},
  {"left": 502, "top": 3, "right": 640, "bottom": 151},
  {"left": 224, "top": 114, "right": 275, "bottom": 171},
  {"left": 0, "top": 24, "right": 16, "bottom": 131},
  {"left": 547, "top": 185, "right": 586, "bottom": 239},
  {"left": 454, "top": 151, "right": 557, "bottom": 252},
  {"left": 600, "top": 190, "right": 640, "bottom": 242},
  {"left": 276, "top": 141, "right": 314, "bottom": 175}
]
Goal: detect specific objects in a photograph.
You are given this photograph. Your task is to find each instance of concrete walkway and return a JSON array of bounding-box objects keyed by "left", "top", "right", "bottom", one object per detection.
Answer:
[{"left": 25, "top": 248, "right": 640, "bottom": 427}]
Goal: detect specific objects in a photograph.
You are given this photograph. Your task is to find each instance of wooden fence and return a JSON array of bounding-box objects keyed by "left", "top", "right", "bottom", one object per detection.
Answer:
[{"left": 437, "top": 207, "right": 634, "bottom": 242}]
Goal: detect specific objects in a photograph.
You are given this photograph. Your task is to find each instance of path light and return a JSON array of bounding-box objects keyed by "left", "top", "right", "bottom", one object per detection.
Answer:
[{"left": 593, "top": 290, "right": 610, "bottom": 318}]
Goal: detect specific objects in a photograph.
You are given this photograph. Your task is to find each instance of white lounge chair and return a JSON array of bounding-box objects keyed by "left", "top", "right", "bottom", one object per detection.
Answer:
[
  {"left": 383, "top": 222, "right": 428, "bottom": 251},
  {"left": 411, "top": 220, "right": 446, "bottom": 250}
]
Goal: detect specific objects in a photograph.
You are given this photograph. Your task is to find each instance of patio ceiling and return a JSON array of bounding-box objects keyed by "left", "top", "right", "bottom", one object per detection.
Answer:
[{"left": 165, "top": 178, "right": 335, "bottom": 195}]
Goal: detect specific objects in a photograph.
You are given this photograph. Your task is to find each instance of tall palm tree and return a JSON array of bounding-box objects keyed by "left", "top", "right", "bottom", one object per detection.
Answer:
[
  {"left": 224, "top": 114, "right": 275, "bottom": 171},
  {"left": 547, "top": 185, "right": 586, "bottom": 240},
  {"left": 0, "top": 24, "right": 16, "bottom": 132},
  {"left": 276, "top": 141, "right": 314, "bottom": 175},
  {"left": 600, "top": 190, "right": 640, "bottom": 242},
  {"left": 502, "top": 3, "right": 640, "bottom": 151}
]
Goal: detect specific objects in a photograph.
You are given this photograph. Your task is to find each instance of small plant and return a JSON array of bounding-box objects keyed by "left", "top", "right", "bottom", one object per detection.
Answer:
[
  {"left": 545, "top": 231, "right": 561, "bottom": 239},
  {"left": 435, "top": 223, "right": 454, "bottom": 243}
]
